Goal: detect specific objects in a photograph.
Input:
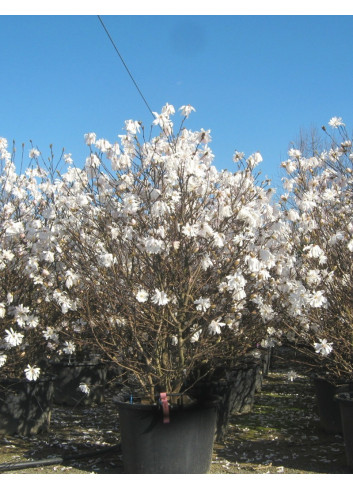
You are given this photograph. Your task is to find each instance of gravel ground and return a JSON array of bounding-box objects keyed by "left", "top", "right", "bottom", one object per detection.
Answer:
[{"left": 0, "top": 351, "right": 352, "bottom": 475}]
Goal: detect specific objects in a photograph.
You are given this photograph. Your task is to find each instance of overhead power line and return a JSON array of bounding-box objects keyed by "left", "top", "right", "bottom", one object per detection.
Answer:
[{"left": 97, "top": 15, "right": 154, "bottom": 118}]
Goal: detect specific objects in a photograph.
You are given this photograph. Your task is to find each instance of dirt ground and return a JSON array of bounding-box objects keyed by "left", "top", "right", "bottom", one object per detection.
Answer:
[{"left": 0, "top": 350, "right": 352, "bottom": 475}]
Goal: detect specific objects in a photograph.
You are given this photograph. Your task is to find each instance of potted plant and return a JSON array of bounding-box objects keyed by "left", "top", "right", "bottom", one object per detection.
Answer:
[
  {"left": 29, "top": 103, "right": 293, "bottom": 472},
  {"left": 278, "top": 117, "right": 353, "bottom": 435},
  {"left": 0, "top": 149, "right": 56, "bottom": 434}
]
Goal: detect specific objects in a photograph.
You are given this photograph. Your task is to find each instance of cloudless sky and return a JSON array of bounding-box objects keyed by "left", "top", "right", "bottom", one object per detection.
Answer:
[{"left": 1, "top": 6, "right": 353, "bottom": 191}]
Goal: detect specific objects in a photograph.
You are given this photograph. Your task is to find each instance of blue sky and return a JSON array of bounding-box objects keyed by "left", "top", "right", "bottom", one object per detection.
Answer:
[{"left": 1, "top": 7, "right": 353, "bottom": 191}]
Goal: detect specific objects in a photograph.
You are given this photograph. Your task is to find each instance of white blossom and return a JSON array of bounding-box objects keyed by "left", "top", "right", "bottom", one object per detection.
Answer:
[
  {"left": 314, "top": 339, "right": 333, "bottom": 356},
  {"left": 208, "top": 318, "right": 226, "bottom": 335},
  {"left": 5, "top": 328, "right": 24, "bottom": 347},
  {"left": 194, "top": 297, "right": 211, "bottom": 312},
  {"left": 24, "top": 364, "right": 41, "bottom": 381},
  {"left": 328, "top": 116, "right": 345, "bottom": 128},
  {"left": 151, "top": 289, "right": 170, "bottom": 306},
  {"left": 63, "top": 341, "right": 76, "bottom": 355},
  {"left": 78, "top": 383, "right": 90, "bottom": 395},
  {"left": 136, "top": 289, "right": 149, "bottom": 303}
]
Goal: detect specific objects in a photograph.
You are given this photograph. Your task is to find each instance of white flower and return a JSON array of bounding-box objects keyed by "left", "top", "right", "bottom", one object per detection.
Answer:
[
  {"left": 190, "top": 330, "right": 201, "bottom": 343},
  {"left": 24, "top": 364, "right": 41, "bottom": 381},
  {"left": 65, "top": 270, "right": 79, "bottom": 289},
  {"left": 43, "top": 326, "right": 59, "bottom": 342},
  {"left": 125, "top": 119, "right": 141, "bottom": 134},
  {"left": 247, "top": 152, "right": 263, "bottom": 169},
  {"left": 201, "top": 254, "right": 213, "bottom": 270},
  {"left": 95, "top": 138, "right": 112, "bottom": 153},
  {"left": 78, "top": 383, "right": 90, "bottom": 395},
  {"left": 182, "top": 222, "right": 199, "bottom": 238},
  {"left": 0, "top": 353, "right": 7, "bottom": 367},
  {"left": 136, "top": 289, "right": 149, "bottom": 303},
  {"left": 328, "top": 116, "right": 345, "bottom": 128},
  {"left": 29, "top": 148, "right": 40, "bottom": 158},
  {"left": 5, "top": 328, "right": 24, "bottom": 347},
  {"left": 151, "top": 289, "right": 170, "bottom": 306},
  {"left": 288, "top": 148, "right": 301, "bottom": 158},
  {"left": 208, "top": 318, "right": 226, "bottom": 335},
  {"left": 314, "top": 338, "right": 333, "bottom": 356},
  {"left": 0, "top": 302, "right": 5, "bottom": 318},
  {"left": 309, "top": 290, "right": 327, "bottom": 308},
  {"left": 245, "top": 255, "right": 261, "bottom": 273},
  {"left": 194, "top": 297, "right": 211, "bottom": 312},
  {"left": 171, "top": 336, "right": 178, "bottom": 346},
  {"left": 233, "top": 151, "right": 245, "bottom": 162},
  {"left": 144, "top": 237, "right": 165, "bottom": 254},
  {"left": 64, "top": 153, "right": 73, "bottom": 165},
  {"left": 63, "top": 341, "right": 76, "bottom": 355},
  {"left": 287, "top": 370, "right": 298, "bottom": 382},
  {"left": 179, "top": 105, "right": 195, "bottom": 118},
  {"left": 84, "top": 132, "right": 96, "bottom": 145},
  {"left": 213, "top": 232, "right": 224, "bottom": 248},
  {"left": 306, "top": 269, "right": 321, "bottom": 286},
  {"left": 99, "top": 253, "right": 115, "bottom": 268}
]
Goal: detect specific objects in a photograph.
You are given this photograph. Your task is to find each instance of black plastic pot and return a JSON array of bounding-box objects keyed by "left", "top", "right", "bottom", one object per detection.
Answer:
[
  {"left": 117, "top": 396, "right": 219, "bottom": 473},
  {"left": 313, "top": 376, "right": 353, "bottom": 434},
  {"left": 261, "top": 347, "right": 272, "bottom": 377},
  {"left": 0, "top": 377, "right": 54, "bottom": 436},
  {"left": 50, "top": 362, "right": 107, "bottom": 406},
  {"left": 335, "top": 391, "right": 353, "bottom": 469},
  {"left": 228, "top": 360, "right": 261, "bottom": 415}
]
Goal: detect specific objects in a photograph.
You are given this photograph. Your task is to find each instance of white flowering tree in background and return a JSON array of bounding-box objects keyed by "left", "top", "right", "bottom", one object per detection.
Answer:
[
  {"left": 35, "top": 104, "right": 294, "bottom": 402},
  {"left": 0, "top": 140, "right": 50, "bottom": 380},
  {"left": 0, "top": 139, "right": 97, "bottom": 381},
  {"left": 280, "top": 117, "right": 353, "bottom": 381}
]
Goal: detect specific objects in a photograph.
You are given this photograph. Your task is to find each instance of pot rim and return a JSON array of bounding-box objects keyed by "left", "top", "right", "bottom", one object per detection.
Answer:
[{"left": 116, "top": 394, "right": 221, "bottom": 412}]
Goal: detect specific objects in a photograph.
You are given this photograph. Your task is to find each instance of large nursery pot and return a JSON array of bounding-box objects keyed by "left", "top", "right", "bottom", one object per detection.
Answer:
[
  {"left": 0, "top": 377, "right": 54, "bottom": 436},
  {"left": 50, "top": 361, "right": 107, "bottom": 407},
  {"left": 335, "top": 391, "right": 353, "bottom": 469},
  {"left": 117, "top": 394, "right": 219, "bottom": 474},
  {"left": 313, "top": 375, "right": 353, "bottom": 434}
]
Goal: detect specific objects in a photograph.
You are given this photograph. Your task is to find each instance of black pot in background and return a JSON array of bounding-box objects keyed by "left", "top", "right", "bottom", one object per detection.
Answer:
[
  {"left": 117, "top": 395, "right": 219, "bottom": 473},
  {"left": 190, "top": 358, "right": 261, "bottom": 443},
  {"left": 261, "top": 347, "right": 272, "bottom": 377},
  {"left": 313, "top": 375, "right": 353, "bottom": 434},
  {"left": 0, "top": 377, "right": 54, "bottom": 436},
  {"left": 50, "top": 362, "right": 107, "bottom": 407},
  {"left": 335, "top": 391, "right": 353, "bottom": 470}
]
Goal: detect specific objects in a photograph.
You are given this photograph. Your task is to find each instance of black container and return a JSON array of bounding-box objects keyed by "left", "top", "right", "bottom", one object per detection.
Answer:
[
  {"left": 261, "top": 347, "right": 272, "bottom": 377},
  {"left": 313, "top": 376, "right": 353, "bottom": 434},
  {"left": 0, "top": 377, "right": 54, "bottom": 436},
  {"left": 117, "top": 397, "right": 219, "bottom": 473},
  {"left": 50, "top": 362, "right": 107, "bottom": 406},
  {"left": 228, "top": 360, "right": 261, "bottom": 414},
  {"left": 335, "top": 391, "right": 353, "bottom": 469}
]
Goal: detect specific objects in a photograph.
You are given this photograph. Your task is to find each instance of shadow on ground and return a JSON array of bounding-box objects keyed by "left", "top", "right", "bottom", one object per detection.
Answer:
[{"left": 0, "top": 351, "right": 352, "bottom": 474}]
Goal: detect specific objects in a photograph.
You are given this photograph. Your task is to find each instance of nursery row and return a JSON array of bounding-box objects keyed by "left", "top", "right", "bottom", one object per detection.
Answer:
[{"left": 1, "top": 105, "right": 353, "bottom": 472}]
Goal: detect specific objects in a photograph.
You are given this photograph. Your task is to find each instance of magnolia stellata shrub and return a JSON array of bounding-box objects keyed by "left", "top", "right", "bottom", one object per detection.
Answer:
[
  {"left": 37, "top": 104, "right": 294, "bottom": 400},
  {"left": 280, "top": 117, "right": 353, "bottom": 380},
  {"left": 0, "top": 139, "right": 95, "bottom": 381}
]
